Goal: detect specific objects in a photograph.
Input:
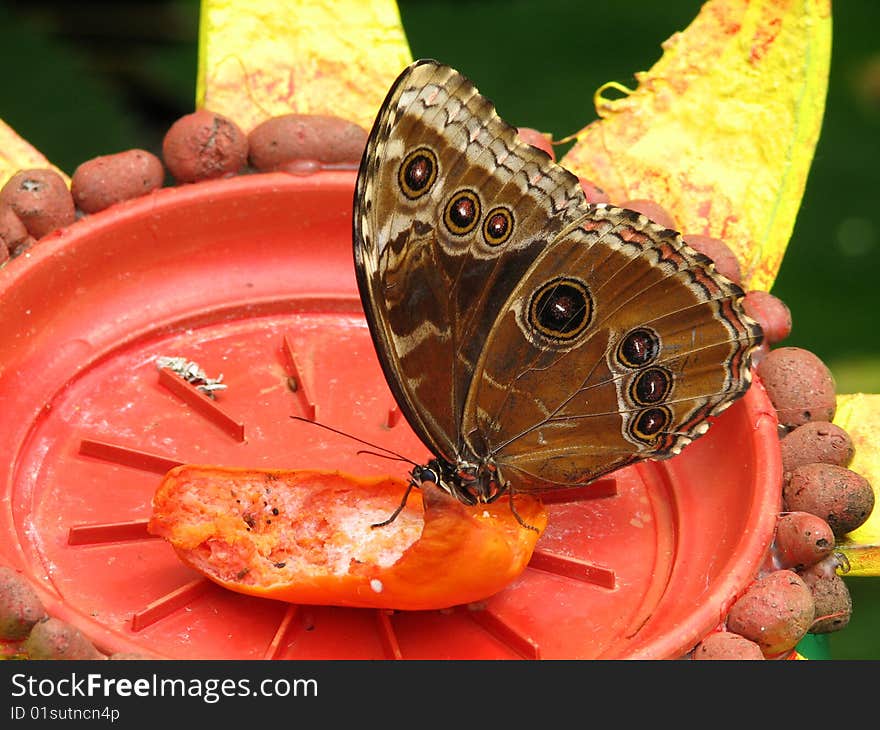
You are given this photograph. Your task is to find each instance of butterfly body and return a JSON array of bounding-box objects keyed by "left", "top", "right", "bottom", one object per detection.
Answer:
[
  {"left": 411, "top": 457, "right": 500, "bottom": 506},
  {"left": 353, "top": 60, "right": 763, "bottom": 517}
]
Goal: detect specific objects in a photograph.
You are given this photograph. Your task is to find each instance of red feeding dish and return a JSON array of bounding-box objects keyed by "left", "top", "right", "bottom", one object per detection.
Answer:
[{"left": 0, "top": 171, "right": 782, "bottom": 659}]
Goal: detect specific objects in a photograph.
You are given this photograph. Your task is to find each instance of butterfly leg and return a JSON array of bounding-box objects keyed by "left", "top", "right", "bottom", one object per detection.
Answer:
[
  {"left": 483, "top": 474, "right": 540, "bottom": 533},
  {"left": 370, "top": 479, "right": 416, "bottom": 529},
  {"left": 505, "top": 484, "right": 541, "bottom": 533}
]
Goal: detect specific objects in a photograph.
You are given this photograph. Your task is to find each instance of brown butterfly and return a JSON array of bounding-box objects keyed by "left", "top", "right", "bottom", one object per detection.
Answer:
[{"left": 353, "top": 59, "right": 763, "bottom": 529}]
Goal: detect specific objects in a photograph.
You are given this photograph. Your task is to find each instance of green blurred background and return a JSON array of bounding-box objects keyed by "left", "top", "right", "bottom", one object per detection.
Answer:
[{"left": 0, "top": 0, "right": 876, "bottom": 658}]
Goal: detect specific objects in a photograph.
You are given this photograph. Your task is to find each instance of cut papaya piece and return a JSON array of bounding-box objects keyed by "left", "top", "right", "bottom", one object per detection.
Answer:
[{"left": 148, "top": 465, "right": 547, "bottom": 611}]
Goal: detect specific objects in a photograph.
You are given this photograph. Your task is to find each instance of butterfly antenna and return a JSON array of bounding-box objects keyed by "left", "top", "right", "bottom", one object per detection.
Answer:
[
  {"left": 356, "top": 448, "right": 418, "bottom": 467},
  {"left": 288, "top": 415, "right": 417, "bottom": 464}
]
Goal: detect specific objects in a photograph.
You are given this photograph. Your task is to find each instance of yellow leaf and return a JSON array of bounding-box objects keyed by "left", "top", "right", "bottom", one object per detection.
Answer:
[
  {"left": 560, "top": 0, "right": 831, "bottom": 291},
  {"left": 833, "top": 393, "right": 880, "bottom": 576},
  {"left": 0, "top": 119, "right": 69, "bottom": 190},
  {"left": 197, "top": 0, "right": 413, "bottom": 133}
]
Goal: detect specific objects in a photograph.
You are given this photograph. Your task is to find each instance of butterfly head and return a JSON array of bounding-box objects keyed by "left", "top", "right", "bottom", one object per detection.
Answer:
[{"left": 412, "top": 457, "right": 503, "bottom": 506}]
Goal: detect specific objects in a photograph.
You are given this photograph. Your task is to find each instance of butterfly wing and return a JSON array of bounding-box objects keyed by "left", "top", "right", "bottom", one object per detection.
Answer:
[
  {"left": 463, "top": 205, "right": 764, "bottom": 491},
  {"left": 353, "top": 59, "right": 587, "bottom": 463}
]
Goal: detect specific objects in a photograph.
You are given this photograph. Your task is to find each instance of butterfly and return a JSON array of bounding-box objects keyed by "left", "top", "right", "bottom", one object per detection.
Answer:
[{"left": 352, "top": 59, "right": 763, "bottom": 529}]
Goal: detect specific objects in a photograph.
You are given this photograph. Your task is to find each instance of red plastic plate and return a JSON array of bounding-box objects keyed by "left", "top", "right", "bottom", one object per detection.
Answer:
[{"left": 0, "top": 171, "right": 781, "bottom": 659}]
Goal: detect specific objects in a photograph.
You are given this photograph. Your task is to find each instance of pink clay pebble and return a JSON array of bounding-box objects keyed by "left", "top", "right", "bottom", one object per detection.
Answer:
[
  {"left": 618, "top": 198, "right": 677, "bottom": 230},
  {"left": 578, "top": 177, "right": 611, "bottom": 203},
  {"left": 0, "top": 567, "right": 47, "bottom": 640},
  {"left": 516, "top": 127, "right": 555, "bottom": 160},
  {"left": 692, "top": 631, "right": 765, "bottom": 660},
  {"left": 798, "top": 555, "right": 853, "bottom": 634},
  {"left": 71, "top": 149, "right": 165, "bottom": 213},
  {"left": 780, "top": 421, "right": 855, "bottom": 473},
  {"left": 248, "top": 114, "right": 368, "bottom": 169},
  {"left": 0, "top": 204, "right": 29, "bottom": 253},
  {"left": 22, "top": 617, "right": 105, "bottom": 660},
  {"left": 756, "top": 347, "right": 837, "bottom": 429},
  {"left": 0, "top": 168, "right": 75, "bottom": 239},
  {"left": 743, "top": 290, "right": 792, "bottom": 345},
  {"left": 784, "top": 463, "right": 874, "bottom": 537},
  {"left": 683, "top": 233, "right": 744, "bottom": 285},
  {"left": 163, "top": 109, "right": 248, "bottom": 183},
  {"left": 774, "top": 511, "right": 836, "bottom": 571},
  {"left": 725, "top": 569, "right": 815, "bottom": 657}
]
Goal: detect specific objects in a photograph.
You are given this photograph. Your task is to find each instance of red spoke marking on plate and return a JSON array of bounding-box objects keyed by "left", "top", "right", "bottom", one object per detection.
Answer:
[
  {"left": 528, "top": 549, "right": 616, "bottom": 589},
  {"left": 264, "top": 604, "right": 299, "bottom": 660},
  {"left": 282, "top": 335, "right": 318, "bottom": 421},
  {"left": 375, "top": 610, "right": 403, "bottom": 660},
  {"left": 79, "top": 439, "right": 184, "bottom": 474},
  {"left": 536, "top": 478, "right": 618, "bottom": 504},
  {"left": 158, "top": 367, "right": 245, "bottom": 441},
  {"left": 386, "top": 402, "right": 401, "bottom": 428},
  {"left": 468, "top": 607, "right": 540, "bottom": 660},
  {"left": 67, "top": 519, "right": 154, "bottom": 546},
  {"left": 131, "top": 578, "right": 211, "bottom": 632}
]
